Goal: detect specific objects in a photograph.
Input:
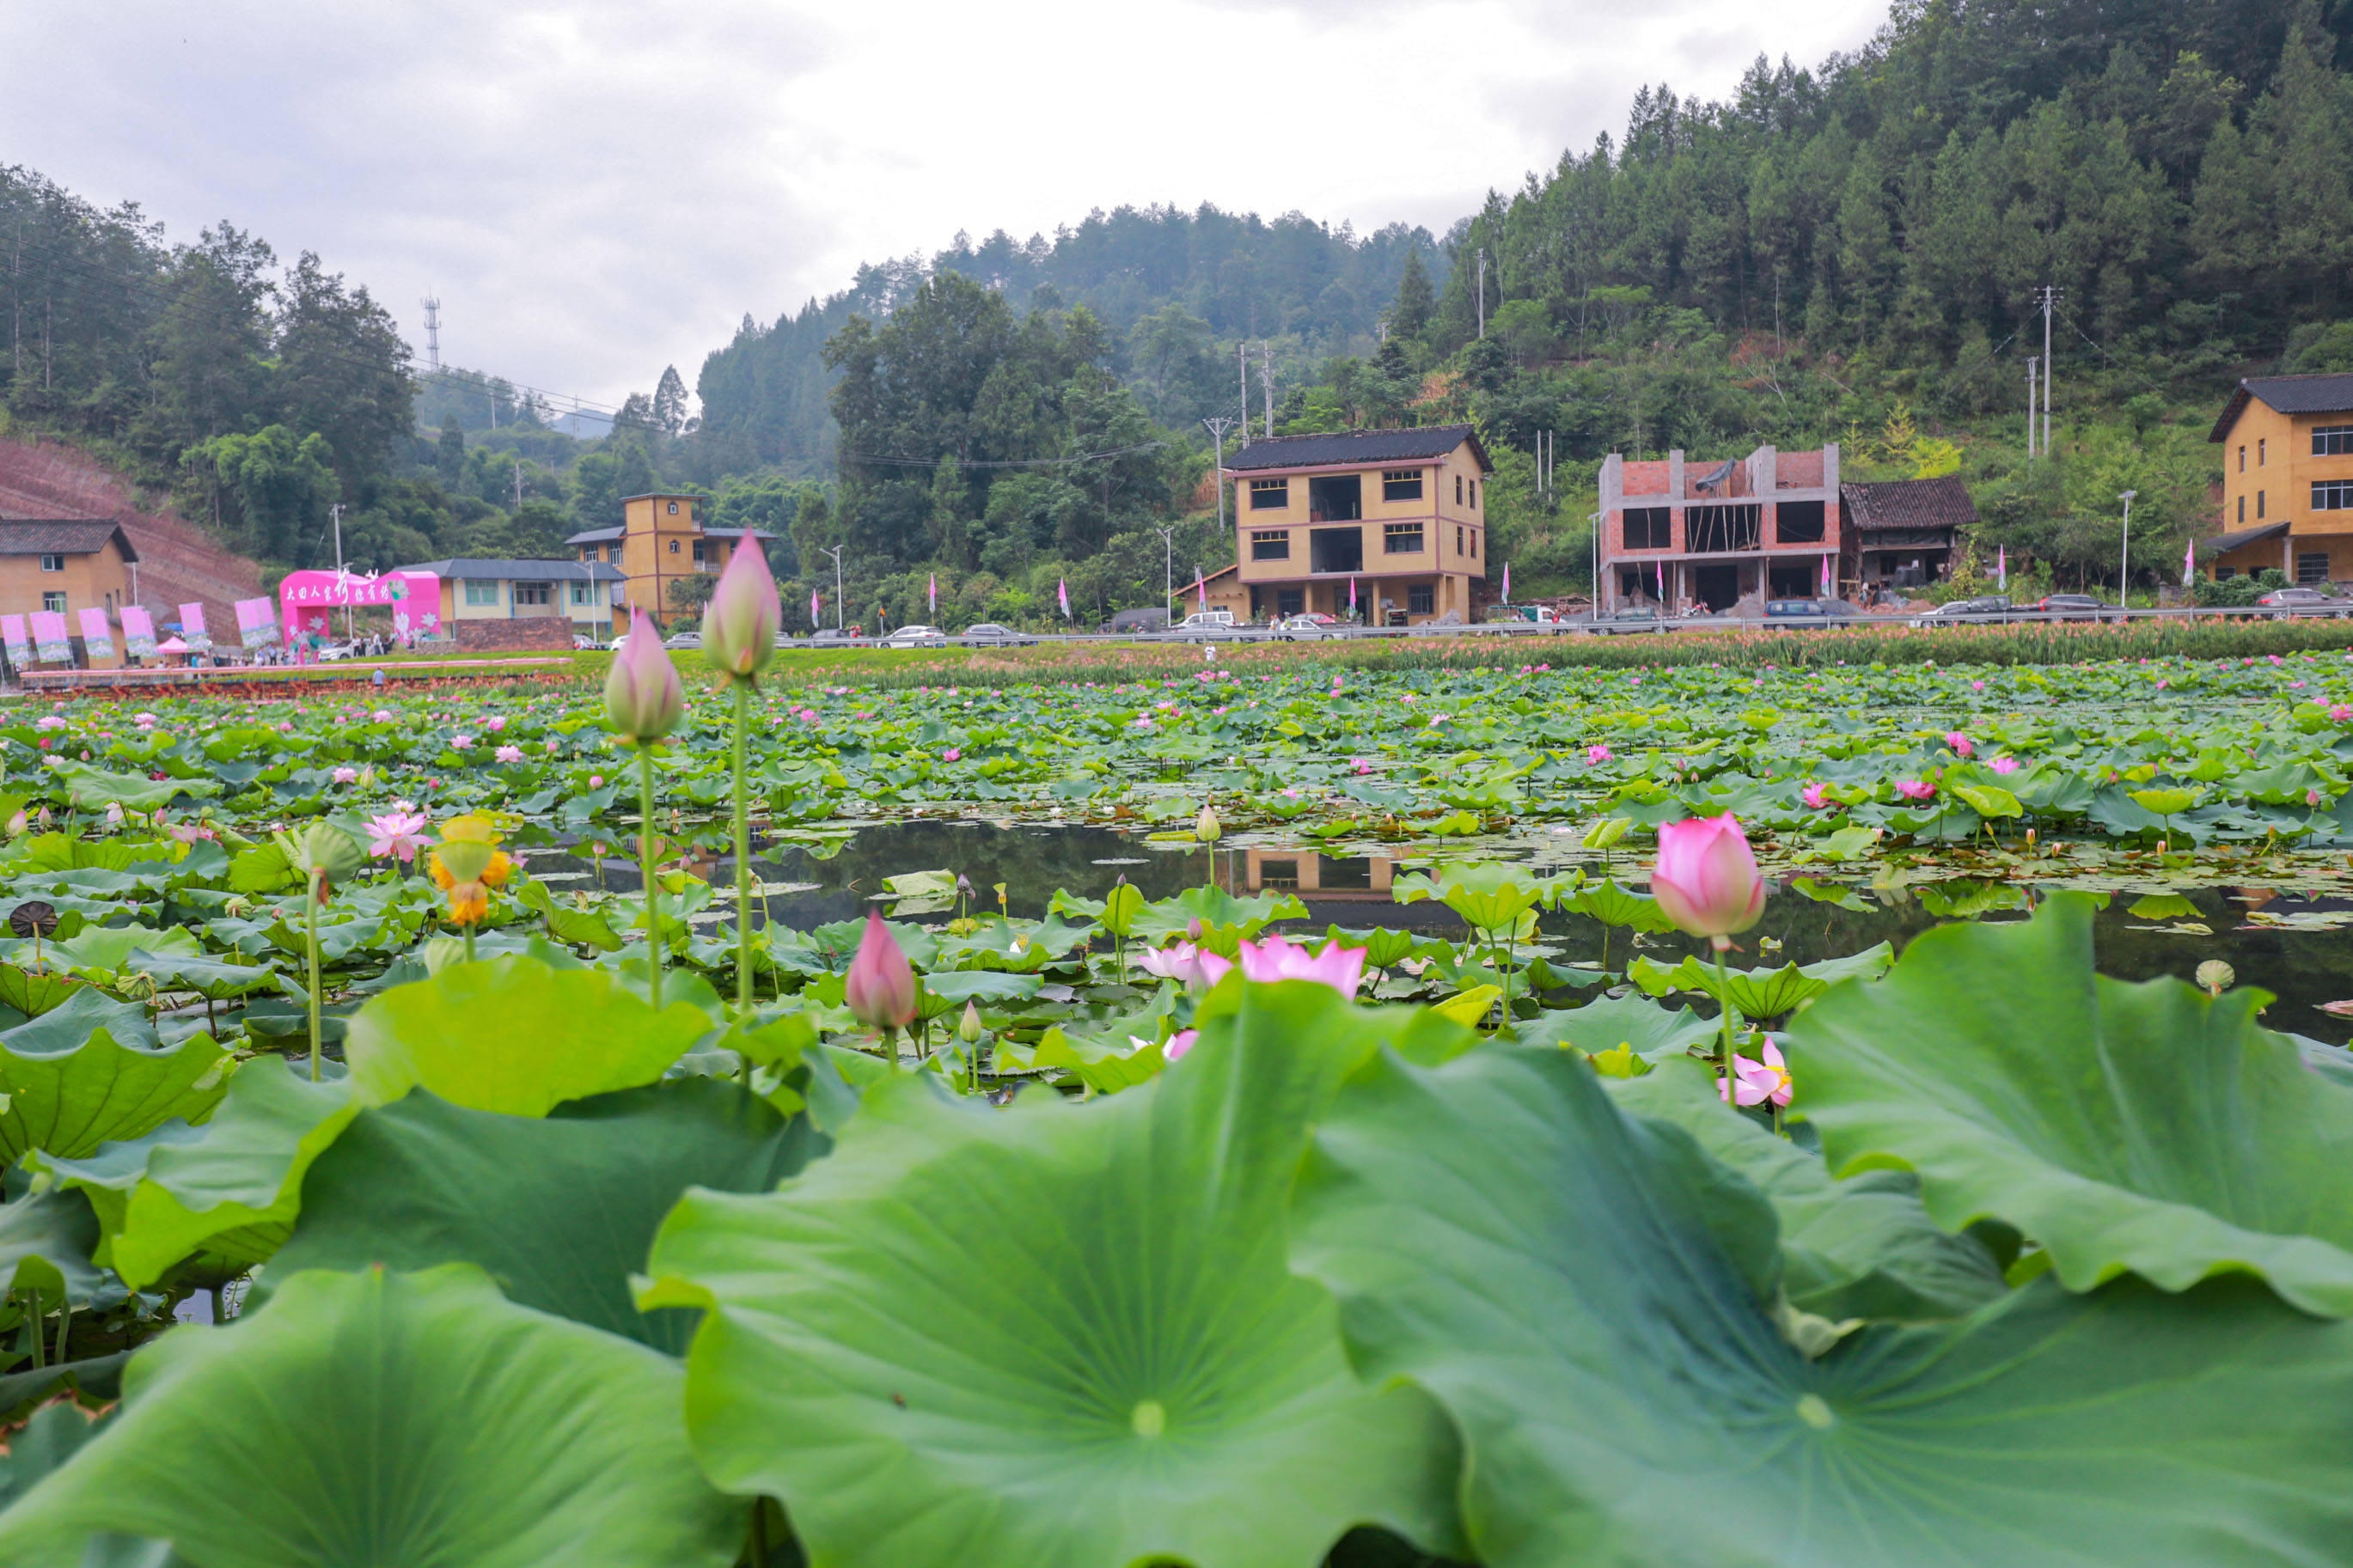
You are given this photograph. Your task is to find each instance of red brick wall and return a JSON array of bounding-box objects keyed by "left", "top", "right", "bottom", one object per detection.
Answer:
[
  {"left": 1776, "top": 450, "right": 1825, "bottom": 488},
  {"left": 1620, "top": 461, "right": 1672, "bottom": 496},
  {"left": 453, "top": 617, "right": 574, "bottom": 652}
]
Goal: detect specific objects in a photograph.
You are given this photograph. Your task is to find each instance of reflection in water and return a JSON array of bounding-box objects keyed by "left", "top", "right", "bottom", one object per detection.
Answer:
[{"left": 522, "top": 821, "right": 2353, "bottom": 1046}]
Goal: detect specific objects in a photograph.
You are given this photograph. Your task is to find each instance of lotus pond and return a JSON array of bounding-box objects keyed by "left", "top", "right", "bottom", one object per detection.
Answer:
[{"left": 0, "top": 650, "right": 2350, "bottom": 1565}]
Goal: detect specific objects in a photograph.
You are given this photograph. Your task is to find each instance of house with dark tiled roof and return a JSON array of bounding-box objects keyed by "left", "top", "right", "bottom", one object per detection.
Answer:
[
  {"left": 0, "top": 518, "right": 138, "bottom": 622},
  {"left": 1838, "top": 476, "right": 1978, "bottom": 590},
  {"left": 398, "top": 556, "right": 627, "bottom": 639},
  {"left": 2203, "top": 374, "right": 2353, "bottom": 585},
  {"left": 1221, "top": 425, "right": 1491, "bottom": 625}
]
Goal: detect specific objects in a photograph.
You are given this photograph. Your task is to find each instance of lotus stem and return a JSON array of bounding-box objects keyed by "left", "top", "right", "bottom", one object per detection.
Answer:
[
  {"left": 733, "top": 681, "right": 755, "bottom": 1047},
  {"left": 751, "top": 1500, "right": 770, "bottom": 1567},
  {"left": 26, "top": 1288, "right": 41, "bottom": 1370},
  {"left": 1713, "top": 937, "right": 1739, "bottom": 1106},
  {"left": 54, "top": 1300, "right": 70, "bottom": 1365},
  {"left": 306, "top": 867, "right": 325, "bottom": 1082},
  {"left": 209, "top": 1284, "right": 226, "bottom": 1325},
  {"left": 639, "top": 745, "right": 663, "bottom": 1011}
]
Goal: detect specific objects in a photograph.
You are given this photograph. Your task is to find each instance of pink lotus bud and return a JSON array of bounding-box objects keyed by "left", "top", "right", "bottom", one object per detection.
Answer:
[
  {"left": 604, "top": 607, "right": 683, "bottom": 741},
  {"left": 1648, "top": 813, "right": 1766, "bottom": 939},
  {"left": 701, "top": 538, "right": 781, "bottom": 681},
  {"left": 845, "top": 907, "right": 916, "bottom": 1029}
]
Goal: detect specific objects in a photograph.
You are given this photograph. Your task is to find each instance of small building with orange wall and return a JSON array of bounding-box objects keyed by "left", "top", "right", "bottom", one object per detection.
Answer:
[
  {"left": 1220, "top": 425, "right": 1491, "bottom": 625},
  {"left": 0, "top": 519, "right": 138, "bottom": 621},
  {"left": 2203, "top": 375, "right": 2353, "bottom": 585},
  {"left": 1598, "top": 445, "right": 1844, "bottom": 613},
  {"left": 569, "top": 493, "right": 777, "bottom": 625}
]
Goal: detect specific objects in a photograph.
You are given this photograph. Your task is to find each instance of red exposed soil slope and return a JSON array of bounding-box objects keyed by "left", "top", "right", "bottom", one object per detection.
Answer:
[{"left": 0, "top": 434, "right": 263, "bottom": 632}]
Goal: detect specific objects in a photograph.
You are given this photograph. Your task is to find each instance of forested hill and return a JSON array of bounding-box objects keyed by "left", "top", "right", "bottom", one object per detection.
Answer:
[{"left": 691, "top": 209, "right": 1440, "bottom": 478}]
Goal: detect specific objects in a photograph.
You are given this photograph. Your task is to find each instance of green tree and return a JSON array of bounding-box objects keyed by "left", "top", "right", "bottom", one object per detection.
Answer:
[
  {"left": 190, "top": 424, "right": 339, "bottom": 564},
  {"left": 1390, "top": 250, "right": 1435, "bottom": 341}
]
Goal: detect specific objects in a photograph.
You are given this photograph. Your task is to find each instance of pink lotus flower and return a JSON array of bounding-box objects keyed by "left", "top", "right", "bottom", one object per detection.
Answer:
[
  {"left": 545, "top": 740, "right": 560, "bottom": 753},
  {"left": 1801, "top": 782, "right": 1829, "bottom": 810},
  {"left": 2310, "top": 789, "right": 2326, "bottom": 807},
  {"left": 1649, "top": 814, "right": 1766, "bottom": 939},
  {"left": 331, "top": 766, "right": 358, "bottom": 785},
  {"left": 1162, "top": 1028, "right": 1201, "bottom": 1061},
  {"left": 1135, "top": 941, "right": 1213, "bottom": 985},
  {"left": 168, "top": 821, "right": 217, "bottom": 844},
  {"left": 1990, "top": 756, "right": 2020, "bottom": 775},
  {"left": 845, "top": 907, "right": 917, "bottom": 1029},
  {"left": 1896, "top": 779, "right": 1937, "bottom": 801},
  {"left": 2331, "top": 704, "right": 2353, "bottom": 723},
  {"left": 942, "top": 748, "right": 961, "bottom": 762},
  {"left": 364, "top": 809, "right": 431, "bottom": 863},
  {"left": 1944, "top": 731, "right": 1973, "bottom": 758},
  {"left": 1196, "top": 934, "right": 1366, "bottom": 997},
  {"left": 1587, "top": 744, "right": 1614, "bottom": 765},
  {"left": 1721, "top": 1038, "right": 1793, "bottom": 1107},
  {"left": 495, "top": 745, "right": 523, "bottom": 765},
  {"left": 486, "top": 717, "right": 507, "bottom": 733},
  {"left": 451, "top": 735, "right": 474, "bottom": 750},
  {"left": 371, "top": 709, "right": 393, "bottom": 723}
]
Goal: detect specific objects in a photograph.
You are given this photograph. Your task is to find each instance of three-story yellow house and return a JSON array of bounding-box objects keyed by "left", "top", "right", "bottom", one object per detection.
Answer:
[{"left": 2205, "top": 375, "right": 2353, "bottom": 585}]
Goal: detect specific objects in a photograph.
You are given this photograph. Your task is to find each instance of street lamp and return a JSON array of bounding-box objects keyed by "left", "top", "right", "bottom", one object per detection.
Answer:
[
  {"left": 818, "top": 545, "right": 845, "bottom": 630},
  {"left": 2118, "top": 490, "right": 2137, "bottom": 610},
  {"left": 1156, "top": 525, "right": 1178, "bottom": 626}
]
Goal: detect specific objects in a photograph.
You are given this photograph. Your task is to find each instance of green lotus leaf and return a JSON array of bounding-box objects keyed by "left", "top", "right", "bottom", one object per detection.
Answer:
[
  {"left": 1949, "top": 781, "right": 2022, "bottom": 819},
  {"left": 1127, "top": 883, "right": 1308, "bottom": 943},
  {"left": 1606, "top": 1058, "right": 2005, "bottom": 1321},
  {"left": 0, "top": 1184, "right": 105, "bottom": 1306},
  {"left": 1628, "top": 942, "right": 1892, "bottom": 1019},
  {"left": 1566, "top": 879, "right": 1680, "bottom": 931},
  {"left": 0, "top": 964, "right": 82, "bottom": 1020},
  {"left": 514, "top": 879, "right": 624, "bottom": 952},
  {"left": 913, "top": 968, "right": 1044, "bottom": 1021},
  {"left": 1293, "top": 1043, "right": 2353, "bottom": 1568},
  {"left": 345, "top": 954, "right": 710, "bottom": 1115},
  {"left": 643, "top": 981, "right": 1466, "bottom": 1568},
  {"left": 0, "top": 1266, "right": 738, "bottom": 1568},
  {"left": 120, "top": 949, "right": 274, "bottom": 1001},
  {"left": 1392, "top": 862, "right": 1576, "bottom": 932},
  {"left": 46, "top": 763, "right": 213, "bottom": 811},
  {"left": 1511, "top": 993, "right": 1718, "bottom": 1060},
  {"left": 0, "top": 991, "right": 229, "bottom": 1162},
  {"left": 267, "top": 1078, "right": 822, "bottom": 1351},
  {"left": 47, "top": 926, "right": 201, "bottom": 975},
  {"left": 1783, "top": 894, "right": 2353, "bottom": 1315}
]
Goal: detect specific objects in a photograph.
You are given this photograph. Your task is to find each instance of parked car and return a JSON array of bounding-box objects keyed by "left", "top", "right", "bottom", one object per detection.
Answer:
[
  {"left": 573, "top": 633, "right": 609, "bottom": 650},
  {"left": 881, "top": 625, "right": 948, "bottom": 647},
  {"left": 2035, "top": 594, "right": 2109, "bottom": 621},
  {"left": 663, "top": 630, "right": 703, "bottom": 650},
  {"left": 962, "top": 623, "right": 1036, "bottom": 645},
  {"left": 2257, "top": 587, "right": 2350, "bottom": 617},
  {"left": 1762, "top": 598, "right": 1861, "bottom": 626},
  {"left": 1172, "top": 610, "right": 1244, "bottom": 642},
  {"left": 1105, "top": 607, "right": 1171, "bottom": 635},
  {"left": 1912, "top": 595, "right": 2012, "bottom": 625},
  {"left": 1597, "top": 607, "right": 1666, "bottom": 635},
  {"left": 1485, "top": 603, "right": 1567, "bottom": 627},
  {"left": 808, "top": 627, "right": 859, "bottom": 645},
  {"left": 1272, "top": 613, "right": 1342, "bottom": 641},
  {"left": 314, "top": 640, "right": 362, "bottom": 662}
]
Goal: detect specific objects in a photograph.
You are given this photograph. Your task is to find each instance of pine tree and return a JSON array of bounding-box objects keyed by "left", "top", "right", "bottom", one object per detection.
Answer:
[{"left": 1390, "top": 251, "right": 1434, "bottom": 342}]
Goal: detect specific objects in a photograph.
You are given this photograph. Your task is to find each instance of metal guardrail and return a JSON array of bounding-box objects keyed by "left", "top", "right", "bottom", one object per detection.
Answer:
[{"left": 764, "top": 603, "right": 2352, "bottom": 651}]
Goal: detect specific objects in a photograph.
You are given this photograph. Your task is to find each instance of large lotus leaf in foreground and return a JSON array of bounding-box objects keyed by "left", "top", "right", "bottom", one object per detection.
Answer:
[
  {"left": 268, "top": 1077, "right": 822, "bottom": 1351},
  {"left": 1782, "top": 894, "right": 2353, "bottom": 1315},
  {"left": 0, "top": 1266, "right": 739, "bottom": 1568},
  {"left": 344, "top": 954, "right": 712, "bottom": 1116},
  {"left": 1293, "top": 1044, "right": 2353, "bottom": 1567},
  {"left": 1605, "top": 1058, "right": 2005, "bottom": 1321},
  {"left": 0, "top": 990, "right": 227, "bottom": 1162},
  {"left": 643, "top": 981, "right": 1465, "bottom": 1568}
]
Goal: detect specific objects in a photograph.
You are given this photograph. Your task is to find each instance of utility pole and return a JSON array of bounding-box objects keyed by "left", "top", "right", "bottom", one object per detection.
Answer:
[
  {"left": 419, "top": 295, "right": 442, "bottom": 375},
  {"left": 820, "top": 545, "right": 845, "bottom": 629},
  {"left": 1261, "top": 341, "right": 1274, "bottom": 438},
  {"left": 2036, "top": 285, "right": 2060, "bottom": 457},
  {"left": 1476, "top": 248, "right": 1488, "bottom": 339},
  {"left": 329, "top": 502, "right": 351, "bottom": 640},
  {"left": 1238, "top": 341, "right": 1250, "bottom": 449},
  {"left": 1202, "top": 415, "right": 1233, "bottom": 540},
  {"left": 2026, "top": 357, "right": 2038, "bottom": 457},
  {"left": 513, "top": 461, "right": 523, "bottom": 509},
  {"left": 1157, "top": 524, "right": 1177, "bottom": 625},
  {"left": 2118, "top": 490, "right": 2136, "bottom": 607}
]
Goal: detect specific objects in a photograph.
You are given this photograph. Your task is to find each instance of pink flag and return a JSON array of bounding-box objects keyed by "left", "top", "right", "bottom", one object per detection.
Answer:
[
  {"left": 928, "top": 572, "right": 937, "bottom": 614},
  {"left": 1501, "top": 562, "right": 1511, "bottom": 600},
  {"left": 1348, "top": 577, "right": 1358, "bottom": 613},
  {"left": 1655, "top": 558, "right": 1665, "bottom": 601},
  {"left": 1197, "top": 573, "right": 1207, "bottom": 608},
  {"left": 1998, "top": 546, "right": 2008, "bottom": 590},
  {"left": 1058, "top": 578, "right": 1071, "bottom": 619},
  {"left": 811, "top": 589, "right": 822, "bottom": 625},
  {"left": 2183, "top": 536, "right": 2197, "bottom": 587},
  {"left": 1820, "top": 554, "right": 1832, "bottom": 595}
]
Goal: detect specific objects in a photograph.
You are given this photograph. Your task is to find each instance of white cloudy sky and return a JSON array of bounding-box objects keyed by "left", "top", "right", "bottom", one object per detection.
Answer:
[{"left": 4, "top": 0, "right": 1885, "bottom": 415}]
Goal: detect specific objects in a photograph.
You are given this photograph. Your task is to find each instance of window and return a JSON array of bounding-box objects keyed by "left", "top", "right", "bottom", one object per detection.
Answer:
[
  {"left": 1685, "top": 504, "right": 1763, "bottom": 552},
  {"left": 464, "top": 580, "right": 501, "bottom": 607},
  {"left": 1470, "top": 480, "right": 1478, "bottom": 509},
  {"left": 1456, "top": 525, "right": 1465, "bottom": 554},
  {"left": 514, "top": 582, "right": 551, "bottom": 606},
  {"left": 2299, "top": 552, "right": 2331, "bottom": 585},
  {"left": 1250, "top": 478, "right": 1289, "bottom": 509},
  {"left": 568, "top": 582, "right": 595, "bottom": 606},
  {"left": 37, "top": 554, "right": 62, "bottom": 573},
  {"left": 1408, "top": 583, "right": 1434, "bottom": 615},
  {"left": 1250, "top": 529, "right": 1291, "bottom": 561},
  {"left": 668, "top": 539, "right": 680, "bottom": 553},
  {"left": 1775, "top": 500, "right": 1825, "bottom": 544},
  {"left": 1455, "top": 474, "right": 1464, "bottom": 504},
  {"left": 1259, "top": 858, "right": 1299, "bottom": 890},
  {"left": 1307, "top": 474, "right": 1362, "bottom": 522},
  {"left": 1623, "top": 507, "right": 1672, "bottom": 550},
  {"left": 2315, "top": 482, "right": 2353, "bottom": 510},
  {"left": 2258, "top": 491, "right": 2266, "bottom": 519},
  {"left": 1470, "top": 529, "right": 1480, "bottom": 557},
  {"left": 1382, "top": 468, "right": 1424, "bottom": 501},
  {"left": 2217, "top": 567, "right": 2237, "bottom": 581},
  {"left": 667, "top": 501, "right": 680, "bottom": 515},
  {"left": 40, "top": 591, "right": 64, "bottom": 613},
  {"left": 2239, "top": 496, "right": 2247, "bottom": 524},
  {"left": 1383, "top": 522, "right": 1424, "bottom": 554},
  {"left": 2259, "top": 438, "right": 2268, "bottom": 467},
  {"left": 2319, "top": 426, "right": 2353, "bottom": 456},
  {"left": 1308, "top": 528, "right": 1364, "bottom": 574},
  {"left": 692, "top": 540, "right": 708, "bottom": 568},
  {"left": 2240, "top": 445, "right": 2247, "bottom": 472},
  {"left": 1276, "top": 589, "right": 1304, "bottom": 617}
]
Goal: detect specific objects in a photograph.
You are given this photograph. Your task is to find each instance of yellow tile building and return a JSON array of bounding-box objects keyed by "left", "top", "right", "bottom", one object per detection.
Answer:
[
  {"left": 568, "top": 493, "right": 777, "bottom": 624},
  {"left": 0, "top": 519, "right": 137, "bottom": 620},
  {"left": 2204, "top": 375, "right": 2353, "bottom": 584}
]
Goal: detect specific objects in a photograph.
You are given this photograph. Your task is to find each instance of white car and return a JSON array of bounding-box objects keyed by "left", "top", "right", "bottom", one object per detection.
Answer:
[{"left": 881, "top": 625, "right": 948, "bottom": 647}]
